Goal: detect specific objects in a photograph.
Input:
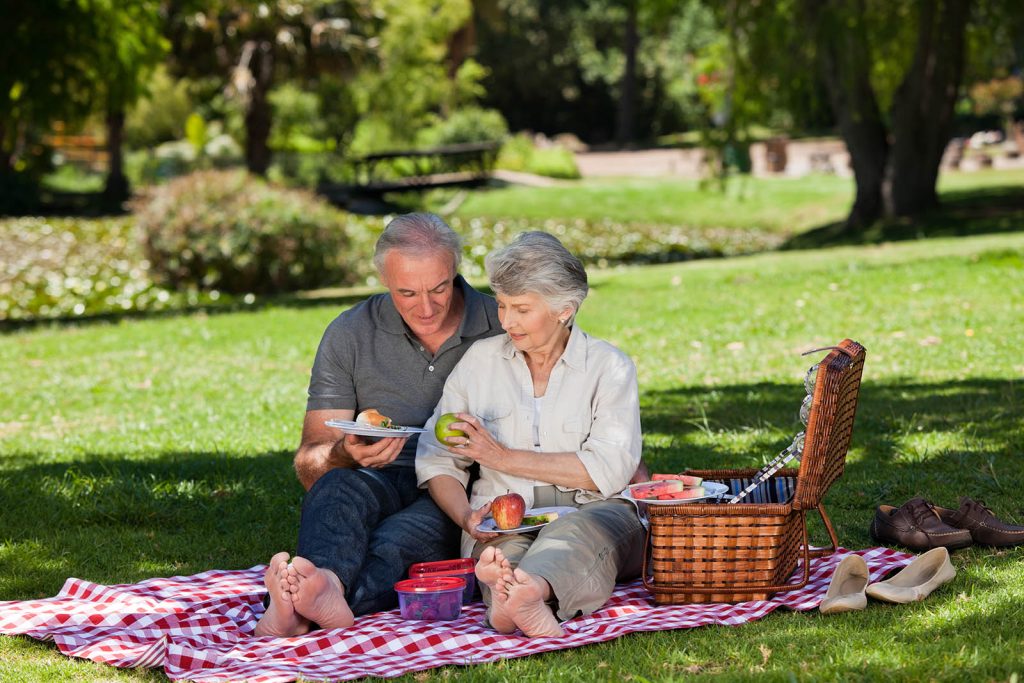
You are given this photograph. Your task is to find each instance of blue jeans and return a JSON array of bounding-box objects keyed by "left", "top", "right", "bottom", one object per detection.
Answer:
[{"left": 295, "top": 466, "right": 460, "bottom": 616}]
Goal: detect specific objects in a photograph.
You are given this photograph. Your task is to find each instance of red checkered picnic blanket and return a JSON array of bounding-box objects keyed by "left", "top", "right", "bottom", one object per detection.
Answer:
[{"left": 1, "top": 547, "right": 912, "bottom": 682}]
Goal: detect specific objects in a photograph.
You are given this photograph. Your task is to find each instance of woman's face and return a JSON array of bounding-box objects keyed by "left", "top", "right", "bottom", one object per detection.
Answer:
[{"left": 497, "top": 291, "right": 570, "bottom": 355}]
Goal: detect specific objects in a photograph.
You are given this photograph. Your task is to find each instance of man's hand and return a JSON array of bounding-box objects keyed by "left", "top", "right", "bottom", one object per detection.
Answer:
[
  {"left": 340, "top": 433, "right": 404, "bottom": 469},
  {"left": 296, "top": 409, "right": 408, "bottom": 489}
]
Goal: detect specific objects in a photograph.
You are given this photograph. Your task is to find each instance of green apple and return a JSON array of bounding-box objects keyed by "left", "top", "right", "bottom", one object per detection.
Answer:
[{"left": 434, "top": 412, "right": 467, "bottom": 444}]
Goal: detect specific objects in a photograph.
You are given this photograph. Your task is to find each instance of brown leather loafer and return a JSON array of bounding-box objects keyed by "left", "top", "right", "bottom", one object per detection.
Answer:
[
  {"left": 870, "top": 497, "right": 973, "bottom": 552},
  {"left": 934, "top": 497, "right": 1024, "bottom": 548}
]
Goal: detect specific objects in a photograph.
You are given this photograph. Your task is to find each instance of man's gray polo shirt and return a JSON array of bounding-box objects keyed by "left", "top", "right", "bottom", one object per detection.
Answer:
[{"left": 307, "top": 276, "right": 502, "bottom": 467}]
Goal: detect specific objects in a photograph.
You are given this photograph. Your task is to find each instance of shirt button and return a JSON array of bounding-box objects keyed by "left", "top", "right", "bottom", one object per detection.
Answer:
[
  {"left": 428, "top": 365, "right": 435, "bottom": 372},
  {"left": 419, "top": 346, "right": 424, "bottom": 351}
]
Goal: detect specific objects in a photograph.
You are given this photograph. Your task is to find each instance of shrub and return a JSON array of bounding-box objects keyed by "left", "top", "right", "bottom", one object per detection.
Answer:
[
  {"left": 496, "top": 133, "right": 581, "bottom": 179},
  {"left": 494, "top": 133, "right": 533, "bottom": 172},
  {"left": 525, "top": 147, "right": 581, "bottom": 180},
  {"left": 124, "top": 66, "right": 194, "bottom": 148},
  {"left": 416, "top": 107, "right": 509, "bottom": 147},
  {"left": 137, "top": 170, "right": 358, "bottom": 295}
]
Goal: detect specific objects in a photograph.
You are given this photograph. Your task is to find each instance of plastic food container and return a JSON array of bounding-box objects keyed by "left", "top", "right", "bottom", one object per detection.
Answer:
[
  {"left": 394, "top": 577, "right": 465, "bottom": 621},
  {"left": 408, "top": 558, "right": 477, "bottom": 605}
]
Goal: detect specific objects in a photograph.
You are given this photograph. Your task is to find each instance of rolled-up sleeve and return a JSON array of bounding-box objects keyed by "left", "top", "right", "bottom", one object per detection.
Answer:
[
  {"left": 416, "top": 364, "right": 474, "bottom": 489},
  {"left": 571, "top": 353, "right": 642, "bottom": 497},
  {"left": 306, "top": 319, "right": 356, "bottom": 412}
]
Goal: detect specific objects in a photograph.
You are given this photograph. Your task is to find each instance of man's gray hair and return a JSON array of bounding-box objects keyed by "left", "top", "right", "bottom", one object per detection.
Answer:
[
  {"left": 373, "top": 212, "right": 463, "bottom": 276},
  {"left": 485, "top": 231, "right": 589, "bottom": 323}
]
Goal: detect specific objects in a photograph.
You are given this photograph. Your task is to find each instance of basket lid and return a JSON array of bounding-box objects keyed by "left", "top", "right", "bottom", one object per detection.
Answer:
[
  {"left": 394, "top": 577, "right": 466, "bottom": 593},
  {"left": 793, "top": 339, "right": 866, "bottom": 510}
]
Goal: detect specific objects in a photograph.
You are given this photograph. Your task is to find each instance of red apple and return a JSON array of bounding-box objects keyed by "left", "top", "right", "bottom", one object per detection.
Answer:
[{"left": 491, "top": 492, "right": 526, "bottom": 530}]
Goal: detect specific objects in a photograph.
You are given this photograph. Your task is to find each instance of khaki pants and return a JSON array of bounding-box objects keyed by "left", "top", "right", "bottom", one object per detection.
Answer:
[{"left": 472, "top": 497, "right": 645, "bottom": 621}]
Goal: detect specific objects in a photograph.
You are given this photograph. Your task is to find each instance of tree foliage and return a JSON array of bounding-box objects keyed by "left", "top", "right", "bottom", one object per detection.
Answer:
[
  {"left": 1, "top": 0, "right": 165, "bottom": 192},
  {"left": 346, "top": 0, "right": 490, "bottom": 152},
  {"left": 720, "top": 0, "right": 1024, "bottom": 228},
  {"left": 166, "top": 0, "right": 382, "bottom": 173}
]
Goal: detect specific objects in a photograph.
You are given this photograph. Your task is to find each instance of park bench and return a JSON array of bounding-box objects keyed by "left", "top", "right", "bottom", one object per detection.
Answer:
[{"left": 316, "top": 140, "right": 500, "bottom": 208}]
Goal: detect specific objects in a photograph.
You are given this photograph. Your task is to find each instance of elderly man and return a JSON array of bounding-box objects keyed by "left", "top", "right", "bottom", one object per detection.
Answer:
[
  {"left": 255, "top": 213, "right": 650, "bottom": 637},
  {"left": 255, "top": 212, "right": 503, "bottom": 637}
]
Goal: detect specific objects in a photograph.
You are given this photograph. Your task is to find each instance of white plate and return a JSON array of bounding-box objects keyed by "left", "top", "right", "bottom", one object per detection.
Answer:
[
  {"left": 476, "top": 506, "right": 578, "bottom": 534},
  {"left": 325, "top": 419, "right": 427, "bottom": 438},
  {"left": 619, "top": 481, "right": 729, "bottom": 505}
]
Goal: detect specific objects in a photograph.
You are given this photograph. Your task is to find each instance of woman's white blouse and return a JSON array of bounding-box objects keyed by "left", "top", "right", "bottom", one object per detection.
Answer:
[{"left": 416, "top": 324, "right": 643, "bottom": 551}]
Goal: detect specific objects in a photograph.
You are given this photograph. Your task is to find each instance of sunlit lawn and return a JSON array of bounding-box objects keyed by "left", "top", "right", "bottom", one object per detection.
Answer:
[
  {"left": 449, "top": 173, "right": 855, "bottom": 232},
  {"left": 442, "top": 167, "right": 1023, "bottom": 233},
  {"left": 2, "top": 227, "right": 1023, "bottom": 681}
]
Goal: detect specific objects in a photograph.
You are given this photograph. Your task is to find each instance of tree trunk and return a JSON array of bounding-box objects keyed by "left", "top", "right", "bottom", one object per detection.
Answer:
[
  {"left": 103, "top": 108, "right": 130, "bottom": 207},
  {"left": 245, "top": 41, "right": 274, "bottom": 176},
  {"left": 885, "top": 0, "right": 971, "bottom": 218},
  {"left": 804, "top": 0, "right": 889, "bottom": 229},
  {"left": 616, "top": 0, "right": 638, "bottom": 148},
  {"left": 443, "top": 19, "right": 476, "bottom": 116}
]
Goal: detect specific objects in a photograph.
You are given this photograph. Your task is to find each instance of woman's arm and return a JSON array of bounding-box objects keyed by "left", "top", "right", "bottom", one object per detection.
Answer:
[
  {"left": 444, "top": 414, "right": 598, "bottom": 490},
  {"left": 426, "top": 474, "right": 499, "bottom": 543},
  {"left": 444, "top": 345, "right": 641, "bottom": 496}
]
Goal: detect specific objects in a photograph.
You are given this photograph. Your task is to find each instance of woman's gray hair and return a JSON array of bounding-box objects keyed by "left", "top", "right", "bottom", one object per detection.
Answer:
[
  {"left": 373, "top": 212, "right": 463, "bottom": 276},
  {"left": 485, "top": 231, "right": 589, "bottom": 323}
]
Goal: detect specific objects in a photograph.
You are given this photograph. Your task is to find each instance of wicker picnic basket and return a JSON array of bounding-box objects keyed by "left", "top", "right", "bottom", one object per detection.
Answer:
[{"left": 642, "top": 339, "right": 866, "bottom": 604}]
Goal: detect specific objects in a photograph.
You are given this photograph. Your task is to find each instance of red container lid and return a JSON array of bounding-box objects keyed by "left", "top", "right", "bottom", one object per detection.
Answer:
[
  {"left": 394, "top": 577, "right": 465, "bottom": 593},
  {"left": 409, "top": 558, "right": 476, "bottom": 578}
]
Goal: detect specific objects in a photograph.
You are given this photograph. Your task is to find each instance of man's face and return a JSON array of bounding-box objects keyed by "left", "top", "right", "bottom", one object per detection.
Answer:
[{"left": 381, "top": 250, "right": 458, "bottom": 340}]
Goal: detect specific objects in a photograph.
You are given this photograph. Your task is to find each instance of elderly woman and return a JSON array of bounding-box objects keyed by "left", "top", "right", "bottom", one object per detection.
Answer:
[{"left": 416, "top": 231, "right": 645, "bottom": 637}]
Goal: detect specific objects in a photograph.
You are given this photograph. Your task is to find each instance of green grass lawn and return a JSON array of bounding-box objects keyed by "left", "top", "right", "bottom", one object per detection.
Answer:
[
  {"left": 443, "top": 167, "right": 1024, "bottom": 236},
  {"left": 448, "top": 173, "right": 855, "bottom": 233},
  {"left": 2, "top": 227, "right": 1023, "bottom": 681}
]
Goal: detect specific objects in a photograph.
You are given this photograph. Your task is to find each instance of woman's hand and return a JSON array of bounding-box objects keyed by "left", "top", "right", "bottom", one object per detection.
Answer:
[
  {"left": 463, "top": 501, "right": 499, "bottom": 543},
  {"left": 445, "top": 413, "right": 511, "bottom": 472}
]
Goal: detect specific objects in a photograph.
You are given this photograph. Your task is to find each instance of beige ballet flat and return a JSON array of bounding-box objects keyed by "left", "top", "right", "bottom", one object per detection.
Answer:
[
  {"left": 819, "top": 554, "right": 869, "bottom": 614},
  {"left": 865, "top": 547, "right": 955, "bottom": 604}
]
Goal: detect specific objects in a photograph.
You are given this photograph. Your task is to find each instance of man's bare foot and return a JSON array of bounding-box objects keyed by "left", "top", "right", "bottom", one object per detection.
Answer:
[
  {"left": 475, "top": 546, "right": 516, "bottom": 633},
  {"left": 254, "top": 552, "right": 311, "bottom": 638},
  {"left": 505, "top": 567, "right": 564, "bottom": 637},
  {"left": 288, "top": 556, "right": 355, "bottom": 631}
]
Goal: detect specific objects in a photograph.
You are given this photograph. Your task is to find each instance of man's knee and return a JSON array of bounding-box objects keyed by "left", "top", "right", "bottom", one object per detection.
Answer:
[
  {"left": 303, "top": 468, "right": 382, "bottom": 515},
  {"left": 308, "top": 467, "right": 362, "bottom": 497}
]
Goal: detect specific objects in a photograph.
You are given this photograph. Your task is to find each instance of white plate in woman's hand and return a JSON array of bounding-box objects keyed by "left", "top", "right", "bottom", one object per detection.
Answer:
[{"left": 476, "top": 506, "right": 578, "bottom": 534}]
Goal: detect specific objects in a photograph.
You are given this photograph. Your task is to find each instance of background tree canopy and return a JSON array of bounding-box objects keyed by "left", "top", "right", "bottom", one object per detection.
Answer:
[{"left": 2, "top": 0, "right": 1022, "bottom": 227}]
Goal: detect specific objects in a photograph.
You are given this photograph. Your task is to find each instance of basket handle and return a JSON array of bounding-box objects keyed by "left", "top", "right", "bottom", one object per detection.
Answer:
[{"left": 642, "top": 509, "right": 815, "bottom": 598}]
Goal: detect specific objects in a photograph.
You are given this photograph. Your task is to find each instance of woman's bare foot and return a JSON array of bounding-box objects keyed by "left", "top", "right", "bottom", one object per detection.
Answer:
[
  {"left": 287, "top": 556, "right": 355, "bottom": 631},
  {"left": 475, "top": 546, "right": 516, "bottom": 633},
  {"left": 254, "top": 552, "right": 311, "bottom": 637},
  {"left": 505, "top": 568, "right": 564, "bottom": 637}
]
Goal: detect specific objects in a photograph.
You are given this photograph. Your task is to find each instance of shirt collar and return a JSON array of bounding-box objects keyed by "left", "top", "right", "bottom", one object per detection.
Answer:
[
  {"left": 500, "top": 323, "right": 587, "bottom": 371},
  {"left": 456, "top": 276, "right": 493, "bottom": 339}
]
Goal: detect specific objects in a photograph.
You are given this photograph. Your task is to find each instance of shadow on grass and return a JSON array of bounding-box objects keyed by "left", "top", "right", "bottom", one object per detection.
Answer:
[
  {"left": 640, "top": 376, "right": 1022, "bottom": 548},
  {"left": 0, "top": 449, "right": 304, "bottom": 598},
  {"left": 1, "top": 376, "right": 1020, "bottom": 601},
  {"left": 782, "top": 181, "right": 1024, "bottom": 250}
]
